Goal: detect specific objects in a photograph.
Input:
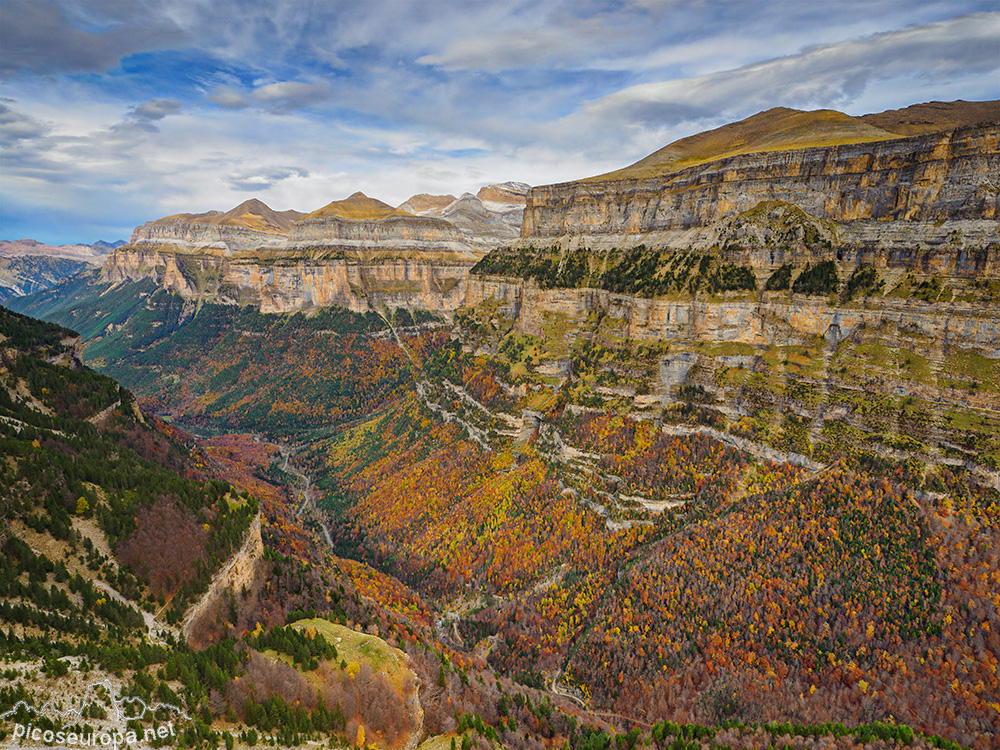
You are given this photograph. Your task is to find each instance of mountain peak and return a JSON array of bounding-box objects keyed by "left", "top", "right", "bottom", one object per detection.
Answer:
[
  {"left": 152, "top": 199, "right": 303, "bottom": 234},
  {"left": 595, "top": 107, "right": 897, "bottom": 181},
  {"left": 230, "top": 197, "right": 273, "bottom": 214},
  {"left": 303, "top": 192, "right": 413, "bottom": 221}
]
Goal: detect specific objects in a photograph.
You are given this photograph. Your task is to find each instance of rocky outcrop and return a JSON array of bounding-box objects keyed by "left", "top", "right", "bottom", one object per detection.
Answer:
[
  {"left": 522, "top": 124, "right": 1000, "bottom": 244},
  {"left": 229, "top": 256, "right": 473, "bottom": 314},
  {"left": 183, "top": 514, "right": 263, "bottom": 649}
]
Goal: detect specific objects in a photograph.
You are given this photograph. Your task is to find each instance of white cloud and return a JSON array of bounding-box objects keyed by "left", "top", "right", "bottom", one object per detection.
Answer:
[
  {"left": 227, "top": 165, "right": 310, "bottom": 191},
  {"left": 129, "top": 99, "right": 182, "bottom": 120},
  {"left": 581, "top": 13, "right": 1000, "bottom": 130},
  {"left": 252, "top": 81, "right": 332, "bottom": 113},
  {"left": 207, "top": 87, "right": 250, "bottom": 109},
  {"left": 417, "top": 28, "right": 579, "bottom": 72},
  {"left": 0, "top": 101, "right": 51, "bottom": 142}
]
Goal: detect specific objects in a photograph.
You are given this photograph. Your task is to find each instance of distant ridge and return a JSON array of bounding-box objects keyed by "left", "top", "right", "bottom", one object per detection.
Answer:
[
  {"left": 303, "top": 192, "right": 413, "bottom": 221},
  {"left": 0, "top": 239, "right": 112, "bottom": 301},
  {"left": 0, "top": 238, "right": 111, "bottom": 261},
  {"left": 858, "top": 99, "right": 1000, "bottom": 137},
  {"left": 91, "top": 239, "right": 127, "bottom": 252},
  {"left": 592, "top": 100, "right": 999, "bottom": 182}
]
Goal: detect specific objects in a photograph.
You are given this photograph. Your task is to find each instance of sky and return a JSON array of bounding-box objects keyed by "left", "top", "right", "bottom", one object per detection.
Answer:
[{"left": 1, "top": 0, "right": 998, "bottom": 245}]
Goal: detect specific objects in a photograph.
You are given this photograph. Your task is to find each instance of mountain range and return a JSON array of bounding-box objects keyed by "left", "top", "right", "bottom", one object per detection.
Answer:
[{"left": 1, "top": 100, "right": 998, "bottom": 750}]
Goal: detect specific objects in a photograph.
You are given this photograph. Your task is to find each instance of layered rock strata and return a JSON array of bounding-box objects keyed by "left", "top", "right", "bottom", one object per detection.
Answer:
[
  {"left": 128, "top": 218, "right": 287, "bottom": 254},
  {"left": 464, "top": 276, "right": 1000, "bottom": 354},
  {"left": 285, "top": 214, "right": 472, "bottom": 255},
  {"left": 522, "top": 124, "right": 1000, "bottom": 246},
  {"left": 103, "top": 247, "right": 472, "bottom": 315}
]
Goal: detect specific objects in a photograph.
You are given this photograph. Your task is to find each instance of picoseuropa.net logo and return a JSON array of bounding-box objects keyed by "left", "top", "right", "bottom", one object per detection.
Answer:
[
  {"left": 10, "top": 721, "right": 177, "bottom": 748},
  {"left": 1, "top": 677, "right": 190, "bottom": 748}
]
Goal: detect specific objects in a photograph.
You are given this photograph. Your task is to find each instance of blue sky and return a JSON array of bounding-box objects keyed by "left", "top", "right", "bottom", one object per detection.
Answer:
[{"left": 1, "top": 0, "right": 998, "bottom": 244}]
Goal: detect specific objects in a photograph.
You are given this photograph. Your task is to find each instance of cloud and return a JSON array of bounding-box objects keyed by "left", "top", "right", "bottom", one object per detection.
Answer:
[
  {"left": 582, "top": 13, "right": 1000, "bottom": 129},
  {"left": 205, "top": 81, "right": 333, "bottom": 114},
  {"left": 227, "top": 165, "right": 310, "bottom": 191},
  {"left": 129, "top": 99, "right": 182, "bottom": 120},
  {"left": 208, "top": 87, "right": 251, "bottom": 110},
  {"left": 417, "top": 28, "right": 578, "bottom": 72},
  {"left": 251, "top": 81, "right": 332, "bottom": 113},
  {"left": 0, "top": 0, "right": 182, "bottom": 77},
  {"left": 0, "top": 101, "right": 51, "bottom": 142}
]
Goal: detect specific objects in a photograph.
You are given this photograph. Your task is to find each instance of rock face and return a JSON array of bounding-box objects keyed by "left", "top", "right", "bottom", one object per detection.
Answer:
[
  {"left": 129, "top": 218, "right": 288, "bottom": 254},
  {"left": 183, "top": 514, "right": 263, "bottom": 649},
  {"left": 465, "top": 276, "right": 999, "bottom": 355},
  {"left": 102, "top": 246, "right": 473, "bottom": 315},
  {"left": 100, "top": 105, "right": 998, "bottom": 321},
  {"left": 522, "top": 123, "right": 1000, "bottom": 246},
  {"left": 116, "top": 194, "right": 486, "bottom": 311},
  {"left": 286, "top": 213, "right": 470, "bottom": 254}
]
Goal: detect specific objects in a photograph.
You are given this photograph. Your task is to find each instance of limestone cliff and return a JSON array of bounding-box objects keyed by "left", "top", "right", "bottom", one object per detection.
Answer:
[
  {"left": 465, "top": 275, "right": 999, "bottom": 355},
  {"left": 286, "top": 213, "right": 472, "bottom": 256},
  {"left": 103, "top": 106, "right": 998, "bottom": 324},
  {"left": 102, "top": 246, "right": 473, "bottom": 315},
  {"left": 522, "top": 123, "right": 999, "bottom": 251},
  {"left": 129, "top": 217, "right": 287, "bottom": 254}
]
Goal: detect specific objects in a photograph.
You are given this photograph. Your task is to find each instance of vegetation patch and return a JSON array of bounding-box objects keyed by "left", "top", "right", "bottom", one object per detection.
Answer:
[
  {"left": 764, "top": 263, "right": 793, "bottom": 291},
  {"left": 841, "top": 263, "right": 884, "bottom": 301},
  {"left": 791, "top": 260, "right": 839, "bottom": 296}
]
